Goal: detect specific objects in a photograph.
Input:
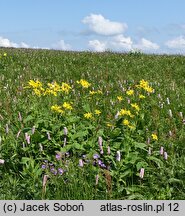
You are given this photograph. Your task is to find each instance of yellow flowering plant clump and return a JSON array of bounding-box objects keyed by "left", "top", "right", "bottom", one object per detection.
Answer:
[
  {"left": 62, "top": 102, "right": 73, "bottom": 110},
  {"left": 126, "top": 89, "right": 134, "bottom": 96},
  {"left": 77, "top": 79, "right": 91, "bottom": 88},
  {"left": 61, "top": 82, "right": 72, "bottom": 94},
  {"left": 117, "top": 96, "right": 123, "bottom": 102},
  {"left": 94, "top": 109, "right": 101, "bottom": 115},
  {"left": 51, "top": 105, "right": 64, "bottom": 114},
  {"left": 131, "top": 103, "right": 140, "bottom": 112},
  {"left": 136, "top": 79, "right": 154, "bottom": 93},
  {"left": 151, "top": 133, "right": 158, "bottom": 141},
  {"left": 84, "top": 112, "right": 93, "bottom": 119}
]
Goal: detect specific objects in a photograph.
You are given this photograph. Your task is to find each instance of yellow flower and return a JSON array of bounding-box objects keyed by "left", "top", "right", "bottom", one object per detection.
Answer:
[
  {"left": 136, "top": 79, "right": 154, "bottom": 93},
  {"left": 97, "top": 90, "right": 103, "bottom": 94},
  {"left": 151, "top": 133, "right": 158, "bottom": 140},
  {"left": 84, "top": 112, "right": 93, "bottom": 119},
  {"left": 131, "top": 103, "right": 140, "bottom": 111},
  {"left": 126, "top": 89, "right": 134, "bottom": 96},
  {"left": 95, "top": 109, "right": 101, "bottom": 115},
  {"left": 123, "top": 119, "right": 130, "bottom": 126},
  {"left": 139, "top": 94, "right": 145, "bottom": 99},
  {"left": 28, "top": 80, "right": 43, "bottom": 89},
  {"left": 3, "top": 53, "right": 7, "bottom": 57},
  {"left": 33, "top": 88, "right": 42, "bottom": 97},
  {"left": 61, "top": 82, "right": 71, "bottom": 94},
  {"left": 128, "top": 124, "right": 135, "bottom": 130},
  {"left": 77, "top": 79, "right": 91, "bottom": 88},
  {"left": 51, "top": 105, "right": 64, "bottom": 113},
  {"left": 117, "top": 96, "right": 123, "bottom": 101},
  {"left": 144, "top": 86, "right": 153, "bottom": 93},
  {"left": 107, "top": 123, "right": 114, "bottom": 127},
  {"left": 62, "top": 102, "right": 73, "bottom": 110},
  {"left": 119, "top": 109, "right": 134, "bottom": 117}
]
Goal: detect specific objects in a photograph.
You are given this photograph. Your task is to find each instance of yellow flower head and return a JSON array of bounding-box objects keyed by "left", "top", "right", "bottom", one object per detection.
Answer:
[
  {"left": 151, "top": 133, "right": 158, "bottom": 140},
  {"left": 95, "top": 109, "right": 101, "bottom": 115},
  {"left": 84, "top": 112, "right": 93, "bottom": 119},
  {"left": 123, "top": 119, "right": 130, "bottom": 126},
  {"left": 61, "top": 82, "right": 72, "bottom": 94},
  {"left": 77, "top": 79, "right": 91, "bottom": 88},
  {"left": 62, "top": 102, "right": 73, "bottom": 110},
  {"left": 117, "top": 96, "right": 123, "bottom": 101},
  {"left": 51, "top": 105, "right": 64, "bottom": 113},
  {"left": 126, "top": 89, "right": 134, "bottom": 96},
  {"left": 131, "top": 103, "right": 140, "bottom": 111},
  {"left": 28, "top": 80, "right": 42, "bottom": 89},
  {"left": 3, "top": 53, "right": 7, "bottom": 57}
]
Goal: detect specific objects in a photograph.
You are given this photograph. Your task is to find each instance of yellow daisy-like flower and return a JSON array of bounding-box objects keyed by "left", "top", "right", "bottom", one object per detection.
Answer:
[
  {"left": 119, "top": 109, "right": 134, "bottom": 117},
  {"left": 89, "top": 90, "right": 96, "bottom": 95},
  {"left": 117, "top": 96, "right": 123, "bottom": 101},
  {"left": 126, "top": 89, "right": 134, "bottom": 96},
  {"left": 131, "top": 103, "right": 140, "bottom": 111},
  {"left": 84, "top": 112, "right": 93, "bottom": 119},
  {"left": 123, "top": 119, "right": 130, "bottom": 126},
  {"left": 151, "top": 133, "right": 158, "bottom": 140},
  {"left": 51, "top": 105, "right": 64, "bottom": 113},
  {"left": 28, "top": 80, "right": 43, "bottom": 89},
  {"left": 95, "top": 109, "right": 101, "bottom": 115},
  {"left": 62, "top": 102, "right": 73, "bottom": 110},
  {"left": 3, "top": 53, "right": 7, "bottom": 57},
  {"left": 77, "top": 79, "right": 91, "bottom": 88},
  {"left": 61, "top": 82, "right": 71, "bottom": 94}
]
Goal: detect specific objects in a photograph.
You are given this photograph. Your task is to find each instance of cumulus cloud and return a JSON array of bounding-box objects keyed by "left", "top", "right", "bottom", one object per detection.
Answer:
[
  {"left": 165, "top": 35, "right": 185, "bottom": 49},
  {"left": 52, "top": 39, "right": 71, "bottom": 50},
  {"left": 0, "top": 36, "right": 30, "bottom": 48},
  {"left": 88, "top": 40, "right": 107, "bottom": 52},
  {"left": 82, "top": 14, "right": 127, "bottom": 36},
  {"left": 111, "top": 34, "right": 133, "bottom": 50},
  {"left": 133, "top": 38, "right": 159, "bottom": 51}
]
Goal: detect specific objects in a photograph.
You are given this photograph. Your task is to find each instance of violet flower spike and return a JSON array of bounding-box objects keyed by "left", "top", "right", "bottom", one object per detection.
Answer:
[
  {"left": 164, "top": 152, "right": 168, "bottom": 160},
  {"left": 98, "top": 136, "right": 103, "bottom": 154},
  {"left": 160, "top": 146, "right": 164, "bottom": 155},
  {"left": 16, "top": 130, "right": 21, "bottom": 139},
  {"left": 79, "top": 159, "right": 83, "bottom": 167},
  {"left": 140, "top": 168, "right": 145, "bottom": 179},
  {"left": 25, "top": 132, "right": 30, "bottom": 144}
]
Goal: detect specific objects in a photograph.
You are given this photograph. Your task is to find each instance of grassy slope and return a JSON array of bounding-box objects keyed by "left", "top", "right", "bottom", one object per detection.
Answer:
[{"left": 0, "top": 47, "right": 185, "bottom": 199}]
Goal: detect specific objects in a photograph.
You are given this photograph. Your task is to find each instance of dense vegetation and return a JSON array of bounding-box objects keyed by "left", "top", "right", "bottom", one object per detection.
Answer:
[{"left": 0, "top": 47, "right": 184, "bottom": 199}]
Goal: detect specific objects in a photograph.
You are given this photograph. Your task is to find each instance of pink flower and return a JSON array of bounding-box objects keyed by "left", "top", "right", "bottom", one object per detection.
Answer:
[
  {"left": 140, "top": 168, "right": 145, "bottom": 179},
  {"left": 116, "top": 151, "right": 121, "bottom": 161},
  {"left": 160, "top": 146, "right": 164, "bottom": 155},
  {"left": 0, "top": 159, "right": 5, "bottom": 164},
  {"left": 164, "top": 152, "right": 168, "bottom": 160},
  {"left": 25, "top": 132, "right": 30, "bottom": 144},
  {"left": 79, "top": 159, "right": 83, "bottom": 167},
  {"left": 98, "top": 136, "right": 103, "bottom": 154}
]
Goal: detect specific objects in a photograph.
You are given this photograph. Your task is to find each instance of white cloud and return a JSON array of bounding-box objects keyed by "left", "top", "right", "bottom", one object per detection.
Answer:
[
  {"left": 0, "top": 36, "right": 30, "bottom": 48},
  {"left": 82, "top": 14, "right": 127, "bottom": 36},
  {"left": 88, "top": 40, "right": 107, "bottom": 52},
  {"left": 165, "top": 35, "right": 185, "bottom": 49},
  {"left": 0, "top": 36, "right": 18, "bottom": 47},
  {"left": 111, "top": 34, "right": 133, "bottom": 50},
  {"left": 52, "top": 39, "right": 71, "bottom": 50},
  {"left": 134, "top": 38, "right": 159, "bottom": 51},
  {"left": 20, "top": 42, "right": 30, "bottom": 48}
]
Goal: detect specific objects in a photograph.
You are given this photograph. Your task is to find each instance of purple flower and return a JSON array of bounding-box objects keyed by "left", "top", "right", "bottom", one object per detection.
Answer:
[
  {"left": 100, "top": 163, "right": 106, "bottom": 169},
  {"left": 79, "top": 159, "right": 83, "bottom": 167},
  {"left": 107, "top": 146, "right": 111, "bottom": 155},
  {"left": 41, "top": 164, "right": 47, "bottom": 169},
  {"left": 55, "top": 153, "right": 61, "bottom": 160},
  {"left": 139, "top": 168, "right": 145, "bottom": 179},
  {"left": 160, "top": 146, "right": 164, "bottom": 155},
  {"left": 58, "top": 168, "right": 64, "bottom": 175},
  {"left": 164, "top": 152, "right": 168, "bottom": 160},
  {"left": 93, "top": 153, "right": 100, "bottom": 159},
  {"left": 25, "top": 132, "right": 30, "bottom": 144},
  {"left": 50, "top": 167, "right": 57, "bottom": 175},
  {"left": 98, "top": 136, "right": 103, "bottom": 154}
]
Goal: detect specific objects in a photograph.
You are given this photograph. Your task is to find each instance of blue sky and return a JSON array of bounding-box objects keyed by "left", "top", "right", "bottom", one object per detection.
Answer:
[{"left": 1, "top": 0, "right": 185, "bottom": 53}]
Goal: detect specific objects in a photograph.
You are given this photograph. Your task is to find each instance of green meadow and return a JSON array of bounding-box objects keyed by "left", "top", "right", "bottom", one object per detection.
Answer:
[{"left": 0, "top": 47, "right": 184, "bottom": 200}]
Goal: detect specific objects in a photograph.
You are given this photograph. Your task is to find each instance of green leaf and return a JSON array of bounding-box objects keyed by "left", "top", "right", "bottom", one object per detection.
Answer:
[
  {"left": 148, "top": 156, "right": 163, "bottom": 168},
  {"left": 23, "top": 115, "right": 34, "bottom": 123},
  {"left": 134, "top": 142, "right": 147, "bottom": 151},
  {"left": 136, "top": 161, "right": 148, "bottom": 170}
]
